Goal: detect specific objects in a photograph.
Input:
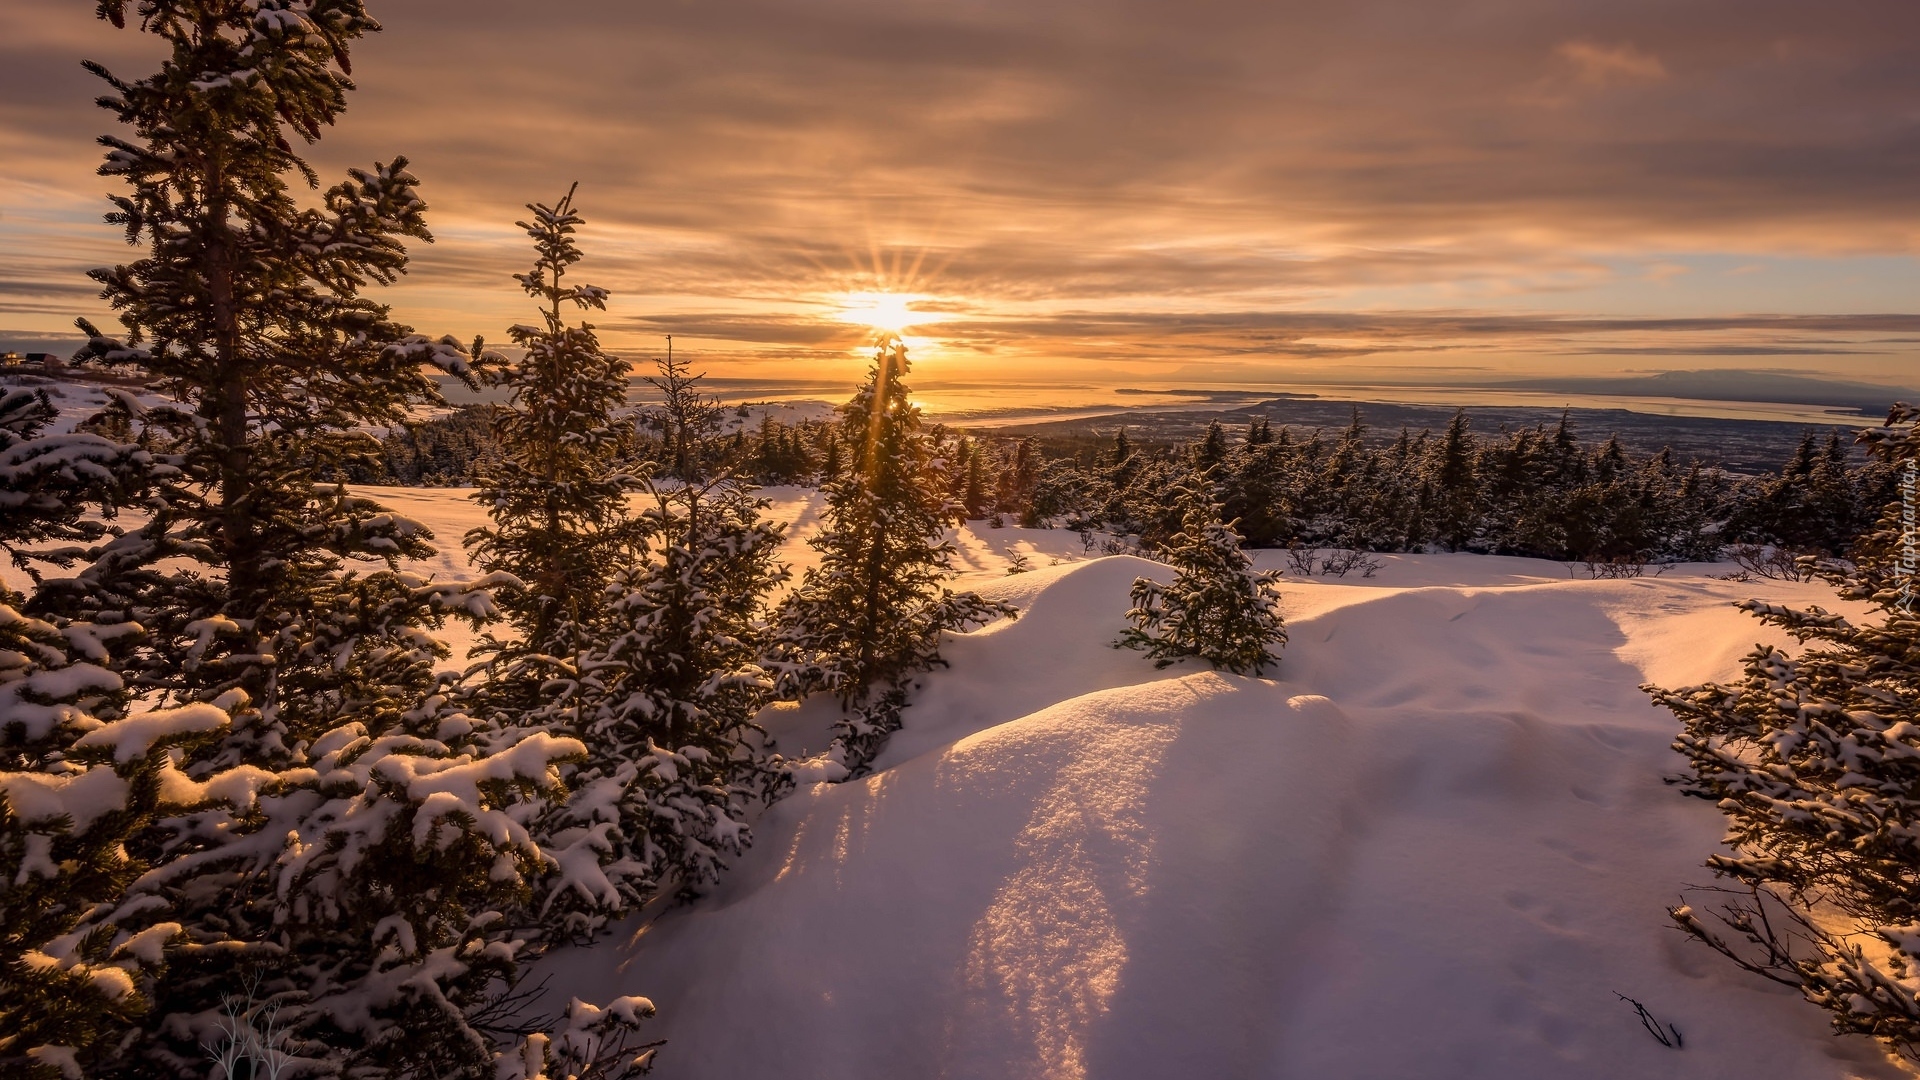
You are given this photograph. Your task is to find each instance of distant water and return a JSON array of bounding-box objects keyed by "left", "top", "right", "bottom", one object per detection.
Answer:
[{"left": 431, "top": 375, "right": 1873, "bottom": 428}]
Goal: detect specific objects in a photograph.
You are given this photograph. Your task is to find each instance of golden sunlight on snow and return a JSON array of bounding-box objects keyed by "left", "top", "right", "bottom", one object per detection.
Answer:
[{"left": 951, "top": 706, "right": 1172, "bottom": 1080}]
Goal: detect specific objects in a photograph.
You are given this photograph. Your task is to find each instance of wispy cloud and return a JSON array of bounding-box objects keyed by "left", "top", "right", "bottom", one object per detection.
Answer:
[
  {"left": 1558, "top": 41, "right": 1668, "bottom": 86},
  {"left": 2, "top": 0, "right": 1917, "bottom": 383}
]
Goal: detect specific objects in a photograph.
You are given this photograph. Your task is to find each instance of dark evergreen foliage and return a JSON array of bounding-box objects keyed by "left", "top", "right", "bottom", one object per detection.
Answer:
[
  {"left": 539, "top": 357, "right": 791, "bottom": 927},
  {"left": 464, "top": 186, "right": 641, "bottom": 719},
  {"left": 770, "top": 337, "right": 1013, "bottom": 773},
  {"left": 982, "top": 408, "right": 1884, "bottom": 567},
  {"left": 1117, "top": 477, "right": 1287, "bottom": 675},
  {"left": 0, "top": 383, "right": 191, "bottom": 1079},
  {"left": 1645, "top": 405, "right": 1920, "bottom": 1063},
  {"left": 369, "top": 406, "right": 505, "bottom": 486},
  {"left": 16, "top": 7, "right": 647, "bottom": 1077}
]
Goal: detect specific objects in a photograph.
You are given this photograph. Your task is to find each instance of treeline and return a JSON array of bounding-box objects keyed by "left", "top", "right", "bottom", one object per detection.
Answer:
[
  {"left": 1026, "top": 413, "right": 1895, "bottom": 564},
  {"left": 362, "top": 407, "right": 836, "bottom": 488},
  {"left": 374, "top": 401, "right": 1895, "bottom": 567}
]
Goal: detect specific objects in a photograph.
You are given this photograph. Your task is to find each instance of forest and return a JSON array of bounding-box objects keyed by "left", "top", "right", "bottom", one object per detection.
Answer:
[{"left": 371, "top": 396, "right": 1895, "bottom": 573}]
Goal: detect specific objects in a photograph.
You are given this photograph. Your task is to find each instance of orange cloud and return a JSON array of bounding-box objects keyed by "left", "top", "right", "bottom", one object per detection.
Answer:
[
  {"left": 1557, "top": 40, "right": 1668, "bottom": 86},
  {"left": 3, "top": 0, "right": 1918, "bottom": 384}
]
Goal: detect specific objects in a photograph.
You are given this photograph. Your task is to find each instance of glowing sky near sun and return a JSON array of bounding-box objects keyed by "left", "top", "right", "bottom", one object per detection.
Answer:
[{"left": 2, "top": 0, "right": 1918, "bottom": 388}]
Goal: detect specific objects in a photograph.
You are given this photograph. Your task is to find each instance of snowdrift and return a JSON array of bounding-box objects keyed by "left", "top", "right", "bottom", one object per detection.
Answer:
[{"left": 544, "top": 554, "right": 1908, "bottom": 1080}]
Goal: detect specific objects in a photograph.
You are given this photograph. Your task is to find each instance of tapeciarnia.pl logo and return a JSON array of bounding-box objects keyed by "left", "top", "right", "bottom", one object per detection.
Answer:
[{"left": 1901, "top": 458, "right": 1917, "bottom": 613}]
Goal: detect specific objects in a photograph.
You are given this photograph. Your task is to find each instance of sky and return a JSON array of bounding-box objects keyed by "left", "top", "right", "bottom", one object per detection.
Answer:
[{"left": 3, "top": 0, "right": 1919, "bottom": 390}]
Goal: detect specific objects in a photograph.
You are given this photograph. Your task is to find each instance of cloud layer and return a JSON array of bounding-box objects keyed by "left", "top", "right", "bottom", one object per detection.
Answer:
[{"left": 3, "top": 0, "right": 1918, "bottom": 384}]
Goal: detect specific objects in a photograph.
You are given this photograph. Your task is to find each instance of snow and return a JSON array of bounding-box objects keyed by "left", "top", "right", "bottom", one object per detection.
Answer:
[
  {"left": 7, "top": 456, "right": 1906, "bottom": 1075},
  {"left": 525, "top": 533, "right": 1901, "bottom": 1079},
  {"left": 72, "top": 697, "right": 234, "bottom": 763},
  {"left": 0, "top": 372, "right": 172, "bottom": 436},
  {"left": 0, "top": 660, "right": 125, "bottom": 742},
  {"left": 111, "top": 922, "right": 180, "bottom": 965},
  {"left": 300, "top": 486, "right": 1911, "bottom": 1078},
  {"left": 377, "top": 730, "right": 584, "bottom": 848},
  {"left": 719, "top": 399, "right": 841, "bottom": 433},
  {"left": 24, "top": 1045, "right": 82, "bottom": 1080},
  {"left": 0, "top": 765, "right": 128, "bottom": 831}
]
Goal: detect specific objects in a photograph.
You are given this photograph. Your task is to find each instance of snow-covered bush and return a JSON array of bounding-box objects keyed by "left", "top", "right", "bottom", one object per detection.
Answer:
[
  {"left": 544, "top": 461, "right": 790, "bottom": 922},
  {"left": 495, "top": 996, "right": 662, "bottom": 1080},
  {"left": 1118, "top": 477, "right": 1287, "bottom": 675},
  {"left": 47, "top": 4, "right": 658, "bottom": 1075},
  {"left": 133, "top": 710, "right": 586, "bottom": 1078},
  {"left": 1646, "top": 404, "right": 1920, "bottom": 1063},
  {"left": 0, "top": 602, "right": 235, "bottom": 1079}
]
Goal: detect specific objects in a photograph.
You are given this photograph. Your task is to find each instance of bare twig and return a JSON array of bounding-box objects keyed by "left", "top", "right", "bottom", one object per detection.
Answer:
[{"left": 1614, "top": 992, "right": 1683, "bottom": 1049}]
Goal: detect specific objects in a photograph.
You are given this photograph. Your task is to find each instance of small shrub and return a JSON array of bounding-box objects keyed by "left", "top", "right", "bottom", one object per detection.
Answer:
[{"left": 1118, "top": 478, "right": 1287, "bottom": 675}]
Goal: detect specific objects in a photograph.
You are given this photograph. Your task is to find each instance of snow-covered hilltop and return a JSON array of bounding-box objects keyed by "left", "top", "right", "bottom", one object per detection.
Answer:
[
  {"left": 11, "top": 381, "right": 1913, "bottom": 1079},
  {"left": 513, "top": 526, "right": 1902, "bottom": 1080}
]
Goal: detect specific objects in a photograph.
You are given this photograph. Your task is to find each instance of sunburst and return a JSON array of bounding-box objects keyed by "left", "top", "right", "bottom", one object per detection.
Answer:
[{"left": 836, "top": 291, "right": 926, "bottom": 334}]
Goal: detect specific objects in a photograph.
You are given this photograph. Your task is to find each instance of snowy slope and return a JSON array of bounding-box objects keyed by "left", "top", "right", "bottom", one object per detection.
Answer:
[
  {"left": 355, "top": 484, "right": 1092, "bottom": 665},
  {"left": 10, "top": 460, "right": 1904, "bottom": 1077},
  {"left": 538, "top": 551, "right": 1907, "bottom": 1080}
]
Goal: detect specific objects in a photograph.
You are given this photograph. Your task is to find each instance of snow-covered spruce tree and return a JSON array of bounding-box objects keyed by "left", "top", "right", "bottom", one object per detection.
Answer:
[
  {"left": 542, "top": 359, "right": 791, "bottom": 925},
  {"left": 640, "top": 345, "right": 728, "bottom": 485},
  {"left": 1117, "top": 476, "right": 1287, "bottom": 675},
  {"left": 60, "top": 5, "right": 630, "bottom": 1077},
  {"left": 770, "top": 336, "right": 1012, "bottom": 775},
  {"left": 0, "top": 377, "right": 187, "bottom": 1078},
  {"left": 1425, "top": 409, "right": 1478, "bottom": 551},
  {"left": 1646, "top": 404, "right": 1920, "bottom": 1063},
  {"left": 464, "top": 186, "right": 640, "bottom": 725},
  {"left": 0, "top": 601, "right": 247, "bottom": 1080}
]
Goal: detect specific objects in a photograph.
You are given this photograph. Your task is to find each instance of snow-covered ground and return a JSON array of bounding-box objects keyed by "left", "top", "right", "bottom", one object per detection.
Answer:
[
  {"left": 16, "top": 455, "right": 1907, "bottom": 1077},
  {"left": 0, "top": 370, "right": 174, "bottom": 434},
  {"left": 359, "top": 483, "right": 1092, "bottom": 661},
  {"left": 488, "top": 486, "right": 1893, "bottom": 1080}
]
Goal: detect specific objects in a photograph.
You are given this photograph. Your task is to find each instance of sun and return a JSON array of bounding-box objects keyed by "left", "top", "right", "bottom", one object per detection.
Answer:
[{"left": 837, "top": 291, "right": 923, "bottom": 334}]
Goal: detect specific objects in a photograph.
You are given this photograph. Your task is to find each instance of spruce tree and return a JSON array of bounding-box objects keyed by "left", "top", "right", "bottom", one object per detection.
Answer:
[
  {"left": 541, "top": 357, "right": 790, "bottom": 924},
  {"left": 67, "top": 1, "right": 479, "bottom": 713},
  {"left": 962, "top": 443, "right": 990, "bottom": 520},
  {"left": 770, "top": 336, "right": 1012, "bottom": 773},
  {"left": 999, "top": 437, "right": 1040, "bottom": 526},
  {"left": 1196, "top": 419, "right": 1229, "bottom": 468},
  {"left": 819, "top": 431, "right": 844, "bottom": 483},
  {"left": 1427, "top": 409, "right": 1478, "bottom": 551},
  {"left": 1804, "top": 432, "right": 1861, "bottom": 556},
  {"left": 1218, "top": 431, "right": 1295, "bottom": 549},
  {"left": 1118, "top": 476, "right": 1287, "bottom": 675},
  {"left": 1646, "top": 405, "right": 1920, "bottom": 1063},
  {"left": 55, "top": 6, "right": 626, "bottom": 1076},
  {"left": 465, "top": 186, "right": 639, "bottom": 721}
]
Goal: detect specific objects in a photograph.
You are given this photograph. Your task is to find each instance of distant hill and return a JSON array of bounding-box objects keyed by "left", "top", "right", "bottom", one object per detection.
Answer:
[{"left": 1494, "top": 369, "right": 1915, "bottom": 415}]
